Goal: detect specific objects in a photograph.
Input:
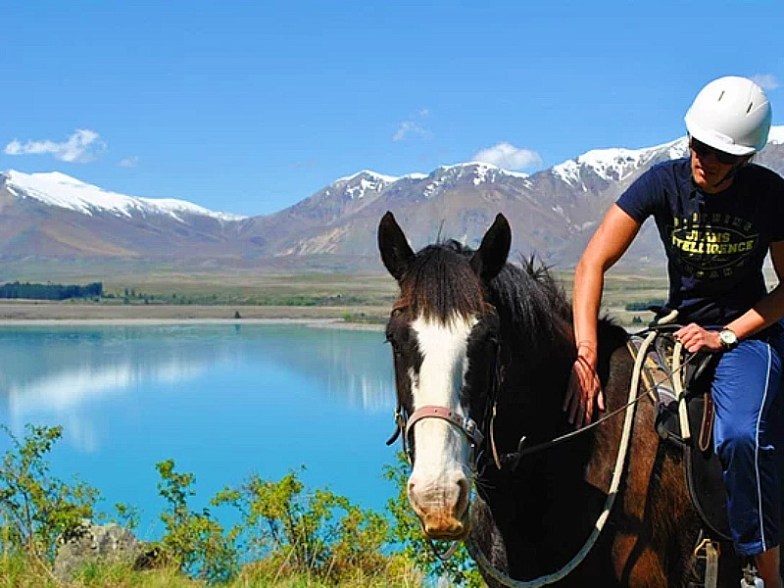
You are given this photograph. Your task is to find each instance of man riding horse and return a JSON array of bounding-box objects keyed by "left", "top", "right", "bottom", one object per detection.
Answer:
[{"left": 566, "top": 76, "right": 784, "bottom": 587}]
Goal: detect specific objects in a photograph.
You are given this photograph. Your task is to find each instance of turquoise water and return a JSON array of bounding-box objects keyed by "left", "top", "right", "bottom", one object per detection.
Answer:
[{"left": 0, "top": 323, "right": 399, "bottom": 541}]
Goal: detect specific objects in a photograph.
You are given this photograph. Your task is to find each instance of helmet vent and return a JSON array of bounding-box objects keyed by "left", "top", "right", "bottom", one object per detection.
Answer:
[
  {"left": 746, "top": 102, "right": 754, "bottom": 114},
  {"left": 718, "top": 90, "right": 725, "bottom": 101}
]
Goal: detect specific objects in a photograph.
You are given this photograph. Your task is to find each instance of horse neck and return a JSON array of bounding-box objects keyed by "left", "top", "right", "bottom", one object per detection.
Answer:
[
  {"left": 491, "top": 326, "right": 574, "bottom": 449},
  {"left": 486, "top": 267, "right": 578, "bottom": 441}
]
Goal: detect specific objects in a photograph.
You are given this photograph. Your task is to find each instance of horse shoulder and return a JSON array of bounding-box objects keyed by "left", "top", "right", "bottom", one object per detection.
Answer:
[{"left": 591, "top": 332, "right": 712, "bottom": 585}]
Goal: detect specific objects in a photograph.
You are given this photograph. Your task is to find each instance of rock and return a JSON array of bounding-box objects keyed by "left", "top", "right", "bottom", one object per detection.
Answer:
[{"left": 54, "top": 520, "right": 146, "bottom": 581}]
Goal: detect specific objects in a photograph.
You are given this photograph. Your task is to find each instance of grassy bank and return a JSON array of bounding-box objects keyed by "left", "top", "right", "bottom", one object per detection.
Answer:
[
  {"left": 1, "top": 426, "right": 479, "bottom": 588},
  {"left": 0, "top": 552, "right": 423, "bottom": 588}
]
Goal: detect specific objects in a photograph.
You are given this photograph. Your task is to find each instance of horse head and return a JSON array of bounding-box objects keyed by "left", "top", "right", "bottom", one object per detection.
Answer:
[{"left": 377, "top": 211, "right": 510, "bottom": 539}]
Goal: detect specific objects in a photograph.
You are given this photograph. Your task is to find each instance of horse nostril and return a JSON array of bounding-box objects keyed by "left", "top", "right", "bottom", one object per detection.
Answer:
[
  {"left": 455, "top": 477, "right": 470, "bottom": 515},
  {"left": 407, "top": 479, "right": 429, "bottom": 519}
]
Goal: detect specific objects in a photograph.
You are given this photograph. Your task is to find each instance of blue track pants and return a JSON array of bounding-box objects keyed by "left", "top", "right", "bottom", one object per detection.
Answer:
[{"left": 711, "top": 329, "right": 784, "bottom": 556}]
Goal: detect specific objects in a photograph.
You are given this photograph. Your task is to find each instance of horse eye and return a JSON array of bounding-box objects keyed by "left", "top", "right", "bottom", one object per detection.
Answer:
[{"left": 385, "top": 333, "right": 400, "bottom": 353}]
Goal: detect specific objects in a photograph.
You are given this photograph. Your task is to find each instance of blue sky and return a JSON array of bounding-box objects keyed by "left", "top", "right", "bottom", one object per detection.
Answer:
[{"left": 1, "top": 1, "right": 782, "bottom": 216}]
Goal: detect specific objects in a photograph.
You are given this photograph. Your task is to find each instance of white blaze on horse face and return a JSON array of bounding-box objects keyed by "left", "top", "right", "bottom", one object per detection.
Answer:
[{"left": 407, "top": 313, "right": 476, "bottom": 534}]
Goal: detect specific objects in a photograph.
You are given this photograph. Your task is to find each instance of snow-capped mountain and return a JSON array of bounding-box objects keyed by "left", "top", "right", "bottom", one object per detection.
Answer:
[
  {"left": 416, "top": 163, "right": 531, "bottom": 199},
  {"left": 245, "top": 128, "right": 784, "bottom": 268},
  {"left": 334, "top": 170, "right": 400, "bottom": 199},
  {"left": 2, "top": 127, "right": 783, "bottom": 278},
  {"left": 0, "top": 170, "right": 248, "bottom": 267},
  {"left": 1, "top": 170, "right": 243, "bottom": 222},
  {"left": 551, "top": 138, "right": 688, "bottom": 187}
]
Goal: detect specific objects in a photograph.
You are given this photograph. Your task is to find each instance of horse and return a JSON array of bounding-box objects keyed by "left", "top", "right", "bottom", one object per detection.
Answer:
[{"left": 377, "top": 211, "right": 742, "bottom": 587}]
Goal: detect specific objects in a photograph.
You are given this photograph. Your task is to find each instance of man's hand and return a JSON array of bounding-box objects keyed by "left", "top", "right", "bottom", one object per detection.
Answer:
[{"left": 674, "top": 323, "right": 723, "bottom": 354}]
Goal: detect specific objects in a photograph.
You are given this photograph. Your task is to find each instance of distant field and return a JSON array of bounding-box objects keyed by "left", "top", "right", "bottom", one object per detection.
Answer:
[
  {"left": 0, "top": 267, "right": 680, "bottom": 327},
  {"left": 102, "top": 271, "right": 400, "bottom": 307},
  {"left": 8, "top": 261, "right": 780, "bottom": 327},
  {"left": 556, "top": 268, "right": 669, "bottom": 327},
  {"left": 111, "top": 269, "right": 672, "bottom": 326}
]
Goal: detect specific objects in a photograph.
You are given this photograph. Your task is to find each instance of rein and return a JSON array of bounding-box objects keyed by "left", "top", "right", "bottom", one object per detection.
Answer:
[
  {"left": 492, "top": 327, "right": 703, "bottom": 466},
  {"left": 465, "top": 330, "right": 656, "bottom": 587},
  {"left": 385, "top": 323, "right": 700, "bottom": 583},
  {"left": 467, "top": 328, "right": 704, "bottom": 587},
  {"left": 386, "top": 325, "right": 699, "bottom": 470}
]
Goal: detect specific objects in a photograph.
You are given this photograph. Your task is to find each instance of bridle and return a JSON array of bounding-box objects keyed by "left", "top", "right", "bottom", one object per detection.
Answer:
[
  {"left": 385, "top": 325, "right": 503, "bottom": 473},
  {"left": 384, "top": 322, "right": 503, "bottom": 561},
  {"left": 386, "top": 404, "right": 486, "bottom": 469},
  {"left": 386, "top": 322, "right": 702, "bottom": 471}
]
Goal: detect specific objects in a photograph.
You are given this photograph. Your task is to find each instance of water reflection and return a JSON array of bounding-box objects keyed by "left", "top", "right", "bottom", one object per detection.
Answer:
[
  {"left": 0, "top": 324, "right": 395, "bottom": 425},
  {"left": 0, "top": 324, "right": 399, "bottom": 520},
  {"left": 9, "top": 361, "right": 207, "bottom": 414}
]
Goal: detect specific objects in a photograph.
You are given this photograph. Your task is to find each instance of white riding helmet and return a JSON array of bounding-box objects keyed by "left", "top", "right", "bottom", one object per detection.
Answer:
[{"left": 684, "top": 76, "right": 772, "bottom": 156}]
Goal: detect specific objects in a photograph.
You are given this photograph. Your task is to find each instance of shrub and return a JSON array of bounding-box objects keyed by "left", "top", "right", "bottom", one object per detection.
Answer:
[
  {"left": 384, "top": 452, "right": 483, "bottom": 587},
  {"left": 1, "top": 425, "right": 477, "bottom": 586},
  {"left": 0, "top": 425, "right": 98, "bottom": 563},
  {"left": 215, "top": 468, "right": 396, "bottom": 584},
  {"left": 155, "top": 459, "right": 238, "bottom": 584},
  {"left": 624, "top": 298, "right": 666, "bottom": 311}
]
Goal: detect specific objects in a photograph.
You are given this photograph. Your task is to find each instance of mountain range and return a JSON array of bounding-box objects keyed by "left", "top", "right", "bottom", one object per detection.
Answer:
[{"left": 2, "top": 127, "right": 783, "bottom": 279}]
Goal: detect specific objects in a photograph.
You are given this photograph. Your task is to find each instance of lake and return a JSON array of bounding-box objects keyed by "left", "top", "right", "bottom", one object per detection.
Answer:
[{"left": 0, "top": 322, "right": 399, "bottom": 541}]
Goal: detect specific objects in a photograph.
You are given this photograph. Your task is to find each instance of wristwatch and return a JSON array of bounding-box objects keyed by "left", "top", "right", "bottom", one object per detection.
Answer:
[{"left": 719, "top": 328, "right": 739, "bottom": 350}]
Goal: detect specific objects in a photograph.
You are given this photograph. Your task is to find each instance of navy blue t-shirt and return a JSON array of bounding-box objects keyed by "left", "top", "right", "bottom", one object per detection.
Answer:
[{"left": 616, "top": 159, "right": 784, "bottom": 325}]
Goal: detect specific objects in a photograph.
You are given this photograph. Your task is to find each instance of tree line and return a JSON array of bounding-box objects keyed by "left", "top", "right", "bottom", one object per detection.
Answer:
[{"left": 0, "top": 281, "right": 103, "bottom": 301}]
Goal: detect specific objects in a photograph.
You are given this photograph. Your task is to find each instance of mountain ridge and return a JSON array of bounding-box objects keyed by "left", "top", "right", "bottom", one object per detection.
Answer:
[
  {"left": 1, "top": 170, "right": 244, "bottom": 222},
  {"left": 2, "top": 127, "right": 783, "bottom": 278}
]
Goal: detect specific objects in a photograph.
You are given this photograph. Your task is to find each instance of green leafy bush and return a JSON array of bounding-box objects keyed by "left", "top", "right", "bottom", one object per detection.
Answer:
[
  {"left": 384, "top": 452, "right": 483, "bottom": 587},
  {"left": 215, "top": 468, "right": 403, "bottom": 584},
  {"left": 155, "top": 459, "right": 238, "bottom": 584},
  {"left": 624, "top": 298, "right": 665, "bottom": 311},
  {"left": 1, "top": 425, "right": 482, "bottom": 586},
  {"left": 0, "top": 425, "right": 98, "bottom": 563}
]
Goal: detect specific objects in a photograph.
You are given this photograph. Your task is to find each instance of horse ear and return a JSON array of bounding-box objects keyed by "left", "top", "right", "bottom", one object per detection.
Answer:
[
  {"left": 470, "top": 213, "right": 511, "bottom": 282},
  {"left": 378, "top": 211, "right": 415, "bottom": 282}
]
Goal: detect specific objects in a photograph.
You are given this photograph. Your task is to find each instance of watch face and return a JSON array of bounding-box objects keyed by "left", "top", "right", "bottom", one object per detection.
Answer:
[{"left": 720, "top": 329, "right": 737, "bottom": 346}]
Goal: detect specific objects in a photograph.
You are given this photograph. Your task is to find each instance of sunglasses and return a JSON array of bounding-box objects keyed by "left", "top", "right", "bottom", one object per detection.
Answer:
[{"left": 689, "top": 137, "right": 742, "bottom": 165}]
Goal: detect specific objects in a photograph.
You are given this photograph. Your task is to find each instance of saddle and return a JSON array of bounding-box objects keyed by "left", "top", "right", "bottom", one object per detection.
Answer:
[{"left": 628, "top": 325, "right": 731, "bottom": 541}]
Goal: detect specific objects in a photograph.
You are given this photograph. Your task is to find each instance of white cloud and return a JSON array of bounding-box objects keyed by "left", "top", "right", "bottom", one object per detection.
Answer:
[
  {"left": 3, "top": 129, "right": 106, "bottom": 163},
  {"left": 471, "top": 142, "right": 542, "bottom": 170},
  {"left": 118, "top": 156, "right": 139, "bottom": 168},
  {"left": 393, "top": 121, "right": 428, "bottom": 142},
  {"left": 392, "top": 109, "right": 431, "bottom": 142},
  {"left": 752, "top": 74, "right": 780, "bottom": 91}
]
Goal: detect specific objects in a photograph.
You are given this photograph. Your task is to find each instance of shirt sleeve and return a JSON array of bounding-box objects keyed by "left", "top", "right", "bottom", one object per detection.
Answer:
[
  {"left": 615, "top": 167, "right": 662, "bottom": 224},
  {"left": 768, "top": 172, "right": 784, "bottom": 242}
]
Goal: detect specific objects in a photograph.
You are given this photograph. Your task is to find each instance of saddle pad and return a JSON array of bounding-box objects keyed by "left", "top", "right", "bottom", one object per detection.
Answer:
[
  {"left": 685, "top": 395, "right": 731, "bottom": 541},
  {"left": 628, "top": 333, "right": 731, "bottom": 541}
]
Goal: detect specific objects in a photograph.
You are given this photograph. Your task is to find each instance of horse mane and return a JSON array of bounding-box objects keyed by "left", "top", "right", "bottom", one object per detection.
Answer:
[
  {"left": 397, "top": 239, "right": 493, "bottom": 324},
  {"left": 487, "top": 255, "right": 574, "bottom": 363},
  {"left": 398, "top": 238, "right": 626, "bottom": 363}
]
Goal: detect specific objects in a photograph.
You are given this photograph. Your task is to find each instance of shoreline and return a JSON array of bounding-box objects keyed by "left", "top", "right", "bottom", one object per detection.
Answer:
[
  {"left": 0, "top": 302, "right": 388, "bottom": 330},
  {"left": 0, "top": 317, "right": 385, "bottom": 331}
]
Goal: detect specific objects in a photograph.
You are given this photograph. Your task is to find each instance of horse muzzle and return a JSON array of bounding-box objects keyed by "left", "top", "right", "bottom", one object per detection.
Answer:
[
  {"left": 408, "top": 474, "right": 471, "bottom": 540},
  {"left": 420, "top": 511, "right": 470, "bottom": 540}
]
